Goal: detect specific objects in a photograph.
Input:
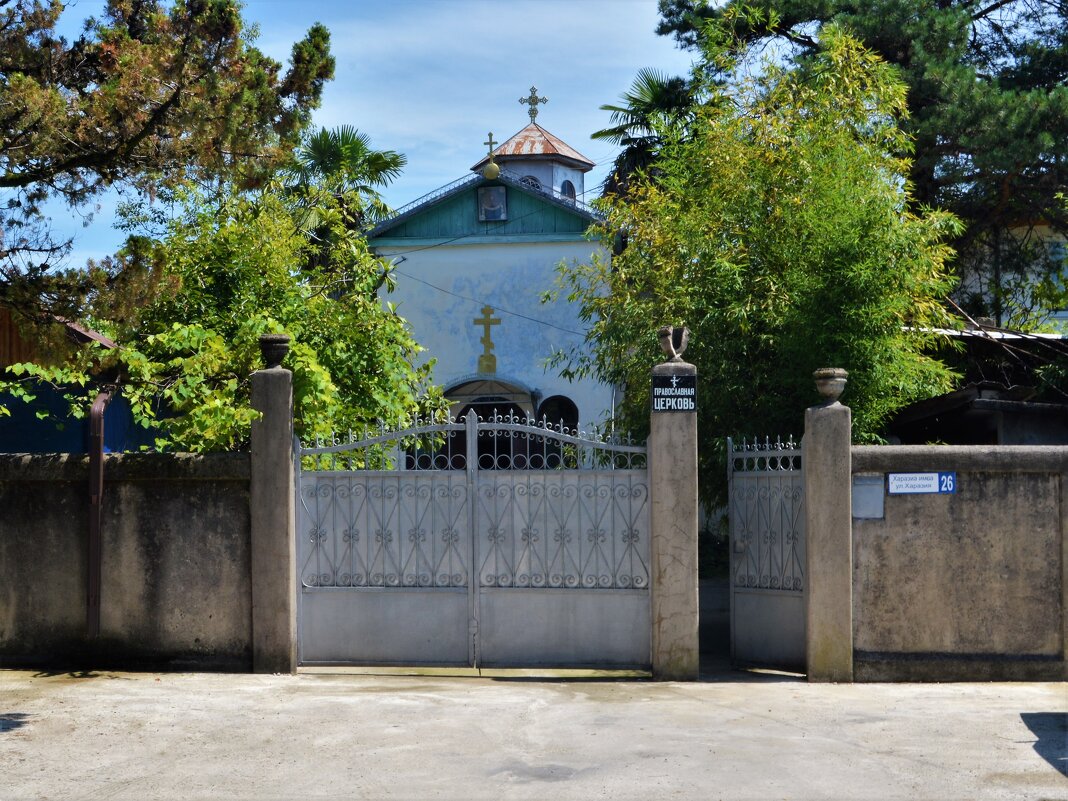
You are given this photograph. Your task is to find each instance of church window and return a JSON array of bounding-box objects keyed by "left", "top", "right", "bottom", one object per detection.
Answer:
[
  {"left": 535, "top": 396, "right": 580, "bottom": 468},
  {"left": 560, "top": 180, "right": 576, "bottom": 200},
  {"left": 520, "top": 175, "right": 542, "bottom": 191},
  {"left": 536, "top": 396, "right": 579, "bottom": 433}
]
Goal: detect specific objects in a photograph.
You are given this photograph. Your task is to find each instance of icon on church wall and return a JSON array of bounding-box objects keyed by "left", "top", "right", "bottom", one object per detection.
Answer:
[{"left": 478, "top": 187, "right": 507, "bottom": 221}]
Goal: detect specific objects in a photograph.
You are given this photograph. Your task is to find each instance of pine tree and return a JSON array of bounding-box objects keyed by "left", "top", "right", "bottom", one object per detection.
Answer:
[{"left": 0, "top": 0, "right": 334, "bottom": 323}]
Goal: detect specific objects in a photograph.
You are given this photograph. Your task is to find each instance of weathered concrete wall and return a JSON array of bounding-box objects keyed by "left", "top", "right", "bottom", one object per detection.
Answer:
[
  {"left": 0, "top": 453, "right": 252, "bottom": 670},
  {"left": 851, "top": 446, "right": 1067, "bottom": 681}
]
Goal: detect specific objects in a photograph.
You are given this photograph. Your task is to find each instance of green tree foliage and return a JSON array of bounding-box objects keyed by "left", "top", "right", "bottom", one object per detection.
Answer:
[
  {"left": 556, "top": 28, "right": 960, "bottom": 504},
  {"left": 656, "top": 0, "right": 1068, "bottom": 327},
  {"left": 7, "top": 182, "right": 441, "bottom": 451},
  {"left": 0, "top": 0, "right": 334, "bottom": 322}
]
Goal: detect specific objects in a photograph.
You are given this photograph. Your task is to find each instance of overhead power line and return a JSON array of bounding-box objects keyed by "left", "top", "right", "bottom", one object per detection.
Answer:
[{"left": 390, "top": 267, "right": 586, "bottom": 338}]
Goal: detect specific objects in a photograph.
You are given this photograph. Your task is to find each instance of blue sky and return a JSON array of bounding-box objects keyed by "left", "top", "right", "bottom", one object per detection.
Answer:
[{"left": 50, "top": 0, "right": 696, "bottom": 265}]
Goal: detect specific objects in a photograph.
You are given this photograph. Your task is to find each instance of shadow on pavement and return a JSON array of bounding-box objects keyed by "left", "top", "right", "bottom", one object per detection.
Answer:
[
  {"left": 32, "top": 670, "right": 103, "bottom": 679},
  {"left": 487, "top": 675, "right": 649, "bottom": 683},
  {"left": 700, "top": 578, "right": 806, "bottom": 683},
  {"left": 0, "top": 713, "right": 31, "bottom": 734},
  {"left": 1020, "top": 712, "right": 1068, "bottom": 777}
]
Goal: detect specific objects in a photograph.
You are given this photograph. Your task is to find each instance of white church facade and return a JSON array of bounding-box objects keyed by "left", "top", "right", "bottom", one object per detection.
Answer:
[{"left": 368, "top": 92, "right": 615, "bottom": 431}]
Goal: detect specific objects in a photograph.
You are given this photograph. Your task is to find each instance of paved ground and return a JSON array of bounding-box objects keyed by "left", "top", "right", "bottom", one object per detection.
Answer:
[
  {"left": 2, "top": 584, "right": 1064, "bottom": 799},
  {"left": 2, "top": 667, "right": 1065, "bottom": 801}
]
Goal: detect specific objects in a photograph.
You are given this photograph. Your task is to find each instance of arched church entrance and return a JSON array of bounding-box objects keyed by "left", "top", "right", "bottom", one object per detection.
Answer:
[
  {"left": 431, "top": 378, "right": 581, "bottom": 470},
  {"left": 444, "top": 376, "right": 537, "bottom": 419}
]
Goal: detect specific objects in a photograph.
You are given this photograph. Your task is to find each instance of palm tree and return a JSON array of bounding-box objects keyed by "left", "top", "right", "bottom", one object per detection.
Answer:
[
  {"left": 286, "top": 125, "right": 407, "bottom": 226},
  {"left": 592, "top": 69, "right": 694, "bottom": 196},
  {"left": 281, "top": 126, "right": 407, "bottom": 287}
]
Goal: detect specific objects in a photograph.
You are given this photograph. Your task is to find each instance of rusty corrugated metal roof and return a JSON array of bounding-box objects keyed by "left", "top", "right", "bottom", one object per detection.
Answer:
[
  {"left": 63, "top": 319, "right": 117, "bottom": 349},
  {"left": 0, "top": 309, "right": 116, "bottom": 369},
  {"left": 471, "top": 123, "right": 594, "bottom": 172}
]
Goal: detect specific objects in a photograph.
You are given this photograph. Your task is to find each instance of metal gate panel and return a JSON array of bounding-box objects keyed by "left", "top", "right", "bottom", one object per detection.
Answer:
[
  {"left": 298, "top": 470, "right": 473, "bottom": 665},
  {"left": 299, "top": 588, "right": 470, "bottom": 665},
  {"left": 474, "top": 469, "right": 650, "bottom": 667},
  {"left": 296, "top": 412, "right": 649, "bottom": 669},
  {"left": 727, "top": 437, "right": 806, "bottom": 671},
  {"left": 478, "top": 589, "right": 650, "bottom": 667}
]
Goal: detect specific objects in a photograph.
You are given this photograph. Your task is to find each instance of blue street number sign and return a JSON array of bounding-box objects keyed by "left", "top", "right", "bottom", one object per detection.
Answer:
[{"left": 887, "top": 472, "right": 956, "bottom": 495}]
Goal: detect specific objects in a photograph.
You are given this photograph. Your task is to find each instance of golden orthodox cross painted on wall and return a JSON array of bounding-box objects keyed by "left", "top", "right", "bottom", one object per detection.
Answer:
[{"left": 474, "top": 304, "right": 501, "bottom": 374}]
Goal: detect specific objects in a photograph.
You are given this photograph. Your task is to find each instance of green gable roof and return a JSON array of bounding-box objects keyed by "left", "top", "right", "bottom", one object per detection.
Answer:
[{"left": 367, "top": 172, "right": 600, "bottom": 246}]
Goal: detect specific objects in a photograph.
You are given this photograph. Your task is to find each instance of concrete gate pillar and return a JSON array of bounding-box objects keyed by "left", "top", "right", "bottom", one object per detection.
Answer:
[
  {"left": 649, "top": 326, "right": 700, "bottom": 680},
  {"left": 250, "top": 334, "right": 297, "bottom": 673},
  {"left": 803, "top": 368, "right": 853, "bottom": 682}
]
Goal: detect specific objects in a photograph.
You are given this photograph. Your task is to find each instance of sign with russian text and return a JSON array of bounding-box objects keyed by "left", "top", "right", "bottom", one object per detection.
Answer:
[
  {"left": 887, "top": 472, "right": 956, "bottom": 495},
  {"left": 651, "top": 374, "right": 696, "bottom": 413}
]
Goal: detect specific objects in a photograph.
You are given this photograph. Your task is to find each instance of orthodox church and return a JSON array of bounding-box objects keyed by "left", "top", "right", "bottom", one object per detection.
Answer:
[{"left": 367, "top": 88, "right": 614, "bottom": 431}]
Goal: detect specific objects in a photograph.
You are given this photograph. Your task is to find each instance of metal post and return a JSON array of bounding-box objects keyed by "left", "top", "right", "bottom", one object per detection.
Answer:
[
  {"left": 465, "top": 410, "right": 480, "bottom": 668},
  {"left": 87, "top": 388, "right": 113, "bottom": 637}
]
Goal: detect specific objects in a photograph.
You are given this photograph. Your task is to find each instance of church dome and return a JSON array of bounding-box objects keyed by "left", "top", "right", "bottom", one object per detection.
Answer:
[{"left": 471, "top": 123, "right": 595, "bottom": 173}]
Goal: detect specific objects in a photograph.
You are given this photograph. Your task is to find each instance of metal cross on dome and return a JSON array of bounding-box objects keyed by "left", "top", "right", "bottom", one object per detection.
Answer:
[{"left": 519, "top": 86, "right": 548, "bottom": 123}]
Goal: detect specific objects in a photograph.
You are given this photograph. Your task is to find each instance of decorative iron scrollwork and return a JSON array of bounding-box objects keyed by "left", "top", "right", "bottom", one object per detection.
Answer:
[
  {"left": 728, "top": 435, "right": 805, "bottom": 593},
  {"left": 297, "top": 415, "right": 650, "bottom": 592}
]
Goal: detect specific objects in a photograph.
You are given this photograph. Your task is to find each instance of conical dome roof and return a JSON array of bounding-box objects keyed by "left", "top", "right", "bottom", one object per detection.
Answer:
[{"left": 471, "top": 123, "right": 594, "bottom": 173}]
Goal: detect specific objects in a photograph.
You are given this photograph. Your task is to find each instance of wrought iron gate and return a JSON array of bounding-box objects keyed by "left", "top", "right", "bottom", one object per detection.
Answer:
[
  {"left": 296, "top": 411, "right": 650, "bottom": 668},
  {"left": 727, "top": 436, "right": 806, "bottom": 671}
]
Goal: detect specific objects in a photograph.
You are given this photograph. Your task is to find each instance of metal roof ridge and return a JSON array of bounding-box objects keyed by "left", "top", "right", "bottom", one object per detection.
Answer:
[
  {"left": 367, "top": 169, "right": 602, "bottom": 239},
  {"left": 366, "top": 172, "right": 482, "bottom": 237}
]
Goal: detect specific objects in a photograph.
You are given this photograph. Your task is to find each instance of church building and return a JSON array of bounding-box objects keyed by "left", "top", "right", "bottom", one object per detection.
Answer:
[{"left": 367, "top": 88, "right": 614, "bottom": 432}]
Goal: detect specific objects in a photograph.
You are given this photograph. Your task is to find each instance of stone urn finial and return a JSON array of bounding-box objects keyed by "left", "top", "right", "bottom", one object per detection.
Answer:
[
  {"left": 258, "top": 333, "right": 291, "bottom": 369},
  {"left": 658, "top": 325, "right": 690, "bottom": 362},
  {"left": 813, "top": 367, "right": 848, "bottom": 403}
]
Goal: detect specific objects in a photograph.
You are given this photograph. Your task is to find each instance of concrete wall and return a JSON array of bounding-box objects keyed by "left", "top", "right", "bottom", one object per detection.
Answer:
[
  {"left": 0, "top": 453, "right": 252, "bottom": 670},
  {"left": 851, "top": 446, "right": 1068, "bottom": 681}
]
